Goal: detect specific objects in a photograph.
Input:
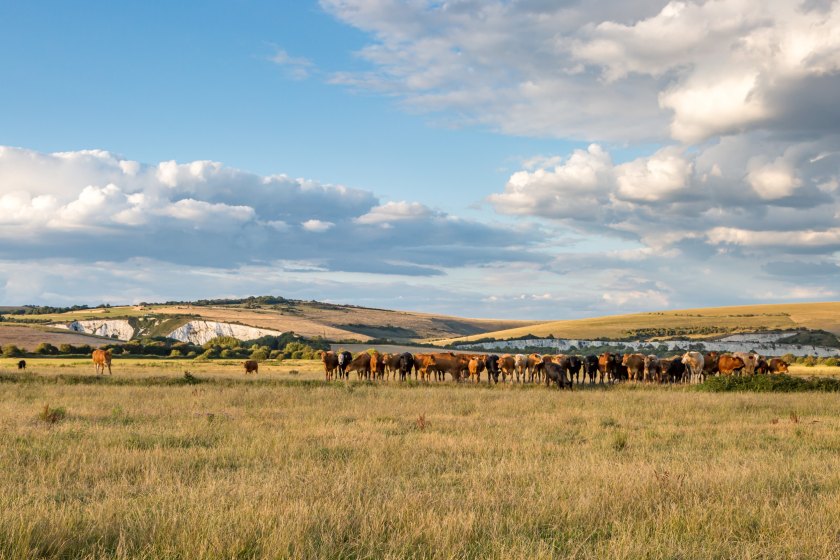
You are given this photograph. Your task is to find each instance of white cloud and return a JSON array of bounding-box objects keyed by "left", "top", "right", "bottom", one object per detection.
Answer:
[
  {"left": 301, "top": 219, "right": 335, "bottom": 232},
  {"left": 747, "top": 159, "right": 802, "bottom": 200},
  {"left": 355, "top": 201, "right": 435, "bottom": 225},
  {"left": 270, "top": 47, "right": 314, "bottom": 80}
]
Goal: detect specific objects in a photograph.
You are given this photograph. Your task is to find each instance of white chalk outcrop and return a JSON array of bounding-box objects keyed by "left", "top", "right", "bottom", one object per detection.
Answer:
[
  {"left": 51, "top": 319, "right": 136, "bottom": 341},
  {"left": 166, "top": 320, "right": 283, "bottom": 345}
]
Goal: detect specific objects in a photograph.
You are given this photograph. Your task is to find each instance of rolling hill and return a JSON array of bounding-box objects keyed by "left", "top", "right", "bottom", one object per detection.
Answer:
[{"left": 435, "top": 302, "right": 840, "bottom": 345}]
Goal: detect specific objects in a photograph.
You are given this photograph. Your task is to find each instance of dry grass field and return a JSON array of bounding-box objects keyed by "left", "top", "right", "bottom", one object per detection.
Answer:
[
  {"left": 438, "top": 301, "right": 840, "bottom": 344},
  {"left": 1, "top": 358, "right": 840, "bottom": 559},
  {"left": 0, "top": 325, "right": 117, "bottom": 349}
]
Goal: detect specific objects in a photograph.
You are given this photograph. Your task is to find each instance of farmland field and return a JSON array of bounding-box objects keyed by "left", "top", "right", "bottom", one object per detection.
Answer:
[{"left": 1, "top": 358, "right": 840, "bottom": 559}]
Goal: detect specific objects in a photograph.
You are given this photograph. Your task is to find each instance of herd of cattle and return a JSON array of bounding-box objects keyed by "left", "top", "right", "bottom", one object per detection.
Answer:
[{"left": 318, "top": 350, "right": 791, "bottom": 386}]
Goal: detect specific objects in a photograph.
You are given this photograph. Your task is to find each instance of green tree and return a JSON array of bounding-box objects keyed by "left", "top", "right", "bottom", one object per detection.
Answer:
[
  {"left": 35, "top": 342, "right": 59, "bottom": 355},
  {"left": 2, "top": 344, "right": 24, "bottom": 357}
]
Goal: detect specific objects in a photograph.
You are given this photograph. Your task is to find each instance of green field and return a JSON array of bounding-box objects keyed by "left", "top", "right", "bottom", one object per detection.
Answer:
[{"left": 1, "top": 358, "right": 840, "bottom": 558}]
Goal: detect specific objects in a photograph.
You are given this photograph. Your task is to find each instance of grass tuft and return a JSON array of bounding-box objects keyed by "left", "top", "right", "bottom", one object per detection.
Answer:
[{"left": 38, "top": 404, "right": 66, "bottom": 424}]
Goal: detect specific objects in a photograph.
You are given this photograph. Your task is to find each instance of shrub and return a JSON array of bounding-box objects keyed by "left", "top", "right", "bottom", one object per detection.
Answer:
[
  {"left": 699, "top": 374, "right": 840, "bottom": 393},
  {"left": 34, "top": 343, "right": 59, "bottom": 355},
  {"left": 250, "top": 348, "right": 269, "bottom": 361},
  {"left": 2, "top": 344, "right": 24, "bottom": 357},
  {"left": 823, "top": 358, "right": 839, "bottom": 367}
]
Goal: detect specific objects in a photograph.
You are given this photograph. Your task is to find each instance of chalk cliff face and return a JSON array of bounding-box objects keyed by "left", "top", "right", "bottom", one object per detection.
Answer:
[
  {"left": 51, "top": 320, "right": 136, "bottom": 341},
  {"left": 166, "top": 320, "right": 283, "bottom": 345}
]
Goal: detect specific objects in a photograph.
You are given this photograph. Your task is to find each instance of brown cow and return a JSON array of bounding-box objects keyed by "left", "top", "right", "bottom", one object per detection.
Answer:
[
  {"left": 644, "top": 354, "right": 662, "bottom": 383},
  {"left": 92, "top": 349, "right": 113, "bottom": 375},
  {"left": 468, "top": 355, "right": 485, "bottom": 383},
  {"left": 242, "top": 360, "right": 258, "bottom": 375},
  {"left": 414, "top": 354, "right": 437, "bottom": 382},
  {"left": 717, "top": 354, "right": 746, "bottom": 376},
  {"left": 498, "top": 354, "right": 516, "bottom": 383},
  {"left": 703, "top": 352, "right": 720, "bottom": 378},
  {"left": 622, "top": 353, "right": 645, "bottom": 382},
  {"left": 427, "top": 352, "right": 470, "bottom": 382},
  {"left": 320, "top": 351, "right": 339, "bottom": 381},
  {"left": 526, "top": 353, "right": 543, "bottom": 382},
  {"left": 346, "top": 353, "right": 372, "bottom": 380},
  {"left": 384, "top": 353, "right": 402, "bottom": 380},
  {"left": 597, "top": 353, "right": 617, "bottom": 384},
  {"left": 369, "top": 351, "right": 386, "bottom": 381},
  {"left": 514, "top": 354, "right": 528, "bottom": 383},
  {"left": 768, "top": 358, "right": 789, "bottom": 374}
]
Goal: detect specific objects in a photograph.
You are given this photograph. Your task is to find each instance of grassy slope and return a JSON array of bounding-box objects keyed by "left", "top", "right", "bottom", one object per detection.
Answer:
[
  {"left": 437, "top": 301, "right": 840, "bottom": 344},
  {"left": 0, "top": 325, "right": 119, "bottom": 349},
  {"left": 1, "top": 359, "right": 839, "bottom": 558}
]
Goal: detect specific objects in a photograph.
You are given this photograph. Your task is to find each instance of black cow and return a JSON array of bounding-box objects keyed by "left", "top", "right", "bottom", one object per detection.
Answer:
[
  {"left": 485, "top": 354, "right": 500, "bottom": 384},
  {"left": 664, "top": 358, "right": 686, "bottom": 384},
  {"left": 17, "top": 360, "right": 26, "bottom": 370},
  {"left": 543, "top": 362, "right": 568, "bottom": 388},
  {"left": 398, "top": 352, "right": 415, "bottom": 381},
  {"left": 582, "top": 355, "right": 599, "bottom": 384}
]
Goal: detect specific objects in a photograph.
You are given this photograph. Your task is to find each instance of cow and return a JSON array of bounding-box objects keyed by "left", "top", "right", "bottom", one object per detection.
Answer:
[
  {"left": 703, "top": 352, "right": 720, "bottom": 378},
  {"left": 681, "top": 352, "right": 705, "bottom": 384},
  {"left": 717, "top": 354, "right": 746, "bottom": 376},
  {"left": 582, "top": 355, "right": 599, "bottom": 384},
  {"left": 660, "top": 356, "right": 685, "bottom": 383},
  {"left": 369, "top": 351, "right": 386, "bottom": 381},
  {"left": 92, "top": 349, "right": 113, "bottom": 375},
  {"left": 397, "top": 352, "right": 415, "bottom": 381},
  {"left": 384, "top": 353, "right": 402, "bottom": 380},
  {"left": 337, "top": 350, "right": 352, "bottom": 380},
  {"left": 413, "top": 354, "right": 437, "bottom": 382},
  {"left": 468, "top": 355, "right": 485, "bottom": 384},
  {"left": 346, "top": 353, "right": 373, "bottom": 380},
  {"left": 755, "top": 359, "right": 769, "bottom": 375},
  {"left": 622, "top": 353, "right": 646, "bottom": 382},
  {"left": 427, "top": 352, "right": 470, "bottom": 382},
  {"left": 514, "top": 354, "right": 527, "bottom": 383},
  {"left": 733, "top": 352, "right": 761, "bottom": 376},
  {"left": 17, "top": 359, "right": 26, "bottom": 371},
  {"left": 526, "top": 353, "right": 543, "bottom": 382},
  {"left": 543, "top": 361, "right": 568, "bottom": 389},
  {"left": 242, "top": 360, "right": 258, "bottom": 375},
  {"left": 498, "top": 354, "right": 516, "bottom": 383},
  {"left": 597, "top": 353, "right": 617, "bottom": 384},
  {"left": 768, "top": 358, "right": 790, "bottom": 374},
  {"left": 485, "top": 354, "right": 501, "bottom": 384},
  {"left": 320, "top": 351, "right": 339, "bottom": 381},
  {"left": 644, "top": 354, "right": 662, "bottom": 383}
]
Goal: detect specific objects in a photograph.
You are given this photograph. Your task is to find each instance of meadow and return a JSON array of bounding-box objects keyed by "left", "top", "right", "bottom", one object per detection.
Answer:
[{"left": 1, "top": 358, "right": 840, "bottom": 559}]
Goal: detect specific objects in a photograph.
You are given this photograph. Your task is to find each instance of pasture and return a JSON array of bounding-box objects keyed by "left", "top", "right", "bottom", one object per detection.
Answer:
[{"left": 1, "top": 358, "right": 840, "bottom": 559}]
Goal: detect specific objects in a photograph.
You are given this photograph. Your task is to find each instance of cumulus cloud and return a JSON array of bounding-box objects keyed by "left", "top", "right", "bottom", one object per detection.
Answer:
[{"left": 0, "top": 146, "right": 539, "bottom": 275}]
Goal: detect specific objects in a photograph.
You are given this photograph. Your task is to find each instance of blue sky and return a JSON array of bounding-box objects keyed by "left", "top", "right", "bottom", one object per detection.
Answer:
[{"left": 1, "top": 1, "right": 839, "bottom": 318}]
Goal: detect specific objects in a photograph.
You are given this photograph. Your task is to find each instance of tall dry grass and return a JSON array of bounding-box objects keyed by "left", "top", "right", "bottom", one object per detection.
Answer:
[{"left": 1, "top": 360, "right": 839, "bottom": 558}]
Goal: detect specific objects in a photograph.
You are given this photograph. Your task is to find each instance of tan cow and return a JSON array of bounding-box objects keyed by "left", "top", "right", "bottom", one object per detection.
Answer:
[
  {"left": 526, "top": 353, "right": 543, "bottom": 382},
  {"left": 514, "top": 354, "right": 527, "bottom": 383},
  {"left": 92, "top": 349, "right": 112, "bottom": 375},
  {"left": 468, "top": 355, "right": 485, "bottom": 383},
  {"left": 733, "top": 352, "right": 761, "bottom": 375},
  {"left": 369, "top": 351, "right": 386, "bottom": 381},
  {"left": 413, "top": 354, "right": 437, "bottom": 382},
  {"left": 681, "top": 352, "right": 705, "bottom": 384},
  {"left": 498, "top": 354, "right": 516, "bottom": 383}
]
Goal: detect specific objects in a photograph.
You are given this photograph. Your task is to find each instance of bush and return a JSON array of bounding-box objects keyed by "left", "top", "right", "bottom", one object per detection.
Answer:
[
  {"left": 2, "top": 344, "right": 24, "bottom": 357},
  {"left": 250, "top": 348, "right": 269, "bottom": 361},
  {"left": 699, "top": 374, "right": 840, "bottom": 393},
  {"left": 823, "top": 358, "right": 839, "bottom": 367},
  {"left": 35, "top": 343, "right": 59, "bottom": 355}
]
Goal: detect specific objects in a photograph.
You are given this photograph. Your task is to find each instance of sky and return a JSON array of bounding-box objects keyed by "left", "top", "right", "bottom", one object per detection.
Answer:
[{"left": 1, "top": 0, "right": 839, "bottom": 319}]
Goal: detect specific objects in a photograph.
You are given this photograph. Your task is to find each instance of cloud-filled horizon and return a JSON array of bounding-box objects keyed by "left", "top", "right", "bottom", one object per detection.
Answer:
[{"left": 1, "top": 1, "right": 838, "bottom": 319}]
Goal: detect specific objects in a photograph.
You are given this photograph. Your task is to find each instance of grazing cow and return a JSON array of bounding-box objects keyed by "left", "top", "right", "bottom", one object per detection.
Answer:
[
  {"left": 717, "top": 354, "right": 746, "bottom": 376},
  {"left": 427, "top": 352, "right": 470, "bottom": 382},
  {"left": 498, "top": 354, "right": 516, "bottom": 383},
  {"left": 597, "top": 353, "right": 617, "bottom": 384},
  {"left": 526, "top": 353, "right": 543, "bottom": 382},
  {"left": 768, "top": 358, "right": 790, "bottom": 374},
  {"left": 582, "top": 355, "right": 599, "bottom": 384},
  {"left": 485, "top": 354, "right": 501, "bottom": 384},
  {"left": 543, "top": 361, "right": 568, "bottom": 389},
  {"left": 681, "top": 352, "right": 705, "bottom": 384},
  {"left": 622, "top": 353, "right": 646, "bottom": 382},
  {"left": 17, "top": 359, "right": 26, "bottom": 371},
  {"left": 337, "top": 350, "right": 352, "bottom": 380},
  {"left": 346, "top": 353, "right": 373, "bottom": 380},
  {"left": 514, "top": 354, "right": 527, "bottom": 383},
  {"left": 384, "top": 353, "right": 402, "bottom": 380},
  {"left": 644, "top": 355, "right": 662, "bottom": 383},
  {"left": 733, "top": 352, "right": 761, "bottom": 376},
  {"left": 703, "top": 352, "right": 720, "bottom": 378},
  {"left": 755, "top": 359, "right": 769, "bottom": 375},
  {"left": 92, "top": 349, "right": 113, "bottom": 375},
  {"left": 397, "top": 353, "right": 415, "bottom": 381},
  {"left": 320, "top": 351, "right": 339, "bottom": 381},
  {"left": 242, "top": 360, "right": 258, "bottom": 375},
  {"left": 468, "top": 355, "right": 485, "bottom": 384},
  {"left": 369, "top": 351, "right": 386, "bottom": 381}
]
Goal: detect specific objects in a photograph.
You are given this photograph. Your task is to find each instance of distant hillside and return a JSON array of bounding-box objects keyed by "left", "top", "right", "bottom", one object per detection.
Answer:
[
  {"left": 436, "top": 302, "right": 840, "bottom": 345},
  {"left": 1, "top": 296, "right": 536, "bottom": 344}
]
